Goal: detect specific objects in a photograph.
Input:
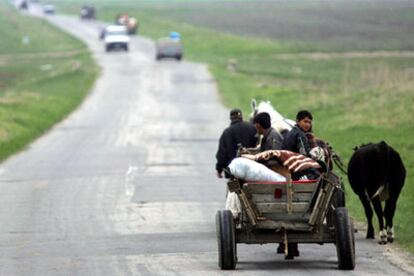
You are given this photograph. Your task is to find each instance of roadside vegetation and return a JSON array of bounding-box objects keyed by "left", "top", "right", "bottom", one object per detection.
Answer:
[
  {"left": 135, "top": 1, "right": 414, "bottom": 52},
  {"left": 0, "top": 1, "right": 98, "bottom": 161},
  {"left": 35, "top": 0, "right": 414, "bottom": 253}
]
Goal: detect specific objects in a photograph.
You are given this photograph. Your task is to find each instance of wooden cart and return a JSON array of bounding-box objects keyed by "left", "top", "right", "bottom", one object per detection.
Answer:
[{"left": 216, "top": 171, "right": 355, "bottom": 270}]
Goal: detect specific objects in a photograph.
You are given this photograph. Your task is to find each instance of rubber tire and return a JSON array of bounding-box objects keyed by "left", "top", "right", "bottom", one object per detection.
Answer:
[
  {"left": 335, "top": 207, "right": 355, "bottom": 270},
  {"left": 336, "top": 180, "right": 346, "bottom": 207},
  {"left": 176, "top": 55, "right": 182, "bottom": 61},
  {"left": 327, "top": 188, "right": 345, "bottom": 227},
  {"left": 216, "top": 210, "right": 237, "bottom": 270},
  {"left": 105, "top": 45, "right": 111, "bottom": 52},
  {"left": 124, "top": 45, "right": 129, "bottom": 51}
]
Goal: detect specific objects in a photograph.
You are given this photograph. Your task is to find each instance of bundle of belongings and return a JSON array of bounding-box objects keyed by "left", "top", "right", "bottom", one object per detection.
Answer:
[
  {"left": 225, "top": 150, "right": 323, "bottom": 218},
  {"left": 228, "top": 157, "right": 286, "bottom": 182},
  {"left": 230, "top": 149, "right": 322, "bottom": 182}
]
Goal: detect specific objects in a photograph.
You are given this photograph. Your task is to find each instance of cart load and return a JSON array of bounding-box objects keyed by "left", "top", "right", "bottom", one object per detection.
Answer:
[{"left": 115, "top": 13, "right": 138, "bottom": 34}]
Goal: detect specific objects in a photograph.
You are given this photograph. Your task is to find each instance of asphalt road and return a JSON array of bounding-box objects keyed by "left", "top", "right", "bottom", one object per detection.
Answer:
[{"left": 0, "top": 7, "right": 412, "bottom": 275}]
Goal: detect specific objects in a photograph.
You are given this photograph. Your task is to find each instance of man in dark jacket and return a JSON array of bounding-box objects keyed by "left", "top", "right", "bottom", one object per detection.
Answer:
[
  {"left": 253, "top": 112, "right": 283, "bottom": 151},
  {"left": 216, "top": 109, "right": 257, "bottom": 178}
]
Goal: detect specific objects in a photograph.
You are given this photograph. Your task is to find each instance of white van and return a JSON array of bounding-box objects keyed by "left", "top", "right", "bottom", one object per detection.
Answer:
[{"left": 103, "top": 25, "right": 130, "bottom": 52}]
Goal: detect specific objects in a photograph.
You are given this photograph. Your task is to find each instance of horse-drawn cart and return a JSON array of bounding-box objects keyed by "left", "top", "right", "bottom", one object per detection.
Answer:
[{"left": 216, "top": 171, "right": 355, "bottom": 270}]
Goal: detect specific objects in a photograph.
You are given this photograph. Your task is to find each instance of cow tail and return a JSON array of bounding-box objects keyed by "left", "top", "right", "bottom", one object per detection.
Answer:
[{"left": 371, "top": 185, "right": 385, "bottom": 200}]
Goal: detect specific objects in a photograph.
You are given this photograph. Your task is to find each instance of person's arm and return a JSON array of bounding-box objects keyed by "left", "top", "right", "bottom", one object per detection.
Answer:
[
  {"left": 297, "top": 132, "right": 311, "bottom": 156},
  {"left": 215, "top": 132, "right": 228, "bottom": 176}
]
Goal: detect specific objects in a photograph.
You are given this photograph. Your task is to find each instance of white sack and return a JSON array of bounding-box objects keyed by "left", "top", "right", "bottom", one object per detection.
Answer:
[
  {"left": 225, "top": 192, "right": 241, "bottom": 219},
  {"left": 228, "top": 157, "right": 286, "bottom": 182}
]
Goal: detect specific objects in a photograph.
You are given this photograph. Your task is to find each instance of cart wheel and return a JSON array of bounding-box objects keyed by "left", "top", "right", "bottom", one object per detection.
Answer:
[
  {"left": 216, "top": 210, "right": 237, "bottom": 270},
  {"left": 336, "top": 181, "right": 346, "bottom": 207},
  {"left": 335, "top": 207, "right": 355, "bottom": 270},
  {"left": 327, "top": 188, "right": 345, "bottom": 227}
]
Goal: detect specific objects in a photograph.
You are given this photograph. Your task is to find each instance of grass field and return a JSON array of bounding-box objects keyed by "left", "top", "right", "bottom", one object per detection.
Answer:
[
  {"left": 29, "top": 0, "right": 414, "bottom": 253},
  {"left": 115, "top": 0, "right": 414, "bottom": 52},
  {"left": 0, "top": 1, "right": 98, "bottom": 161},
  {"left": 54, "top": 0, "right": 414, "bottom": 51}
]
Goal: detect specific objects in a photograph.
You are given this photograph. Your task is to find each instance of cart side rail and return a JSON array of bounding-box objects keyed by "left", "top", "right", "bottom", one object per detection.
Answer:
[{"left": 242, "top": 180, "right": 319, "bottom": 215}]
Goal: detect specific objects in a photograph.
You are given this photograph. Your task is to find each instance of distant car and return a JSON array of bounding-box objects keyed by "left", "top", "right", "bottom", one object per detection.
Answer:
[
  {"left": 169, "top": 31, "right": 181, "bottom": 41},
  {"left": 103, "top": 25, "right": 129, "bottom": 52},
  {"left": 156, "top": 37, "right": 183, "bottom": 61},
  {"left": 43, "top": 4, "right": 55, "bottom": 14},
  {"left": 18, "top": 0, "right": 28, "bottom": 10},
  {"left": 80, "top": 5, "right": 95, "bottom": 20}
]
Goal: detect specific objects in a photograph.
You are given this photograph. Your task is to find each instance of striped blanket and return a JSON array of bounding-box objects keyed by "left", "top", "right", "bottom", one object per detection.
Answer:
[{"left": 242, "top": 150, "right": 321, "bottom": 173}]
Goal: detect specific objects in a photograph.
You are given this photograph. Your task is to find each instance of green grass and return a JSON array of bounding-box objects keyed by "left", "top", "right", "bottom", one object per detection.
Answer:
[
  {"left": 59, "top": 0, "right": 414, "bottom": 52},
  {"left": 36, "top": 0, "right": 414, "bottom": 253},
  {"left": 154, "top": 0, "right": 414, "bottom": 52},
  {"left": 0, "top": 1, "right": 98, "bottom": 161}
]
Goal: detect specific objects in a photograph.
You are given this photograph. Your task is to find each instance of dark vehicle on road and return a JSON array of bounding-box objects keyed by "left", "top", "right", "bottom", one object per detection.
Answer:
[
  {"left": 80, "top": 5, "right": 95, "bottom": 20},
  {"left": 217, "top": 169, "right": 355, "bottom": 270},
  {"left": 18, "top": 0, "right": 28, "bottom": 10},
  {"left": 155, "top": 37, "right": 183, "bottom": 61}
]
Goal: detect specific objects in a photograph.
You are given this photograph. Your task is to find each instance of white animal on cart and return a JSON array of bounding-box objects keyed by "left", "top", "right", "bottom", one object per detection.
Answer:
[{"left": 250, "top": 99, "right": 295, "bottom": 137}]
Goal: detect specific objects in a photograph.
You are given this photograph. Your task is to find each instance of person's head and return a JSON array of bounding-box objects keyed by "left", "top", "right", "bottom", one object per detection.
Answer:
[
  {"left": 253, "top": 112, "right": 271, "bottom": 134},
  {"left": 230, "top": 108, "right": 243, "bottom": 123},
  {"left": 296, "top": 110, "right": 313, "bottom": 132}
]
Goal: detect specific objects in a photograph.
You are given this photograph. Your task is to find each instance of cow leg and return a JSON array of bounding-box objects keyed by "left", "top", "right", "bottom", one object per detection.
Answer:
[
  {"left": 384, "top": 198, "right": 398, "bottom": 243},
  {"left": 372, "top": 197, "right": 386, "bottom": 244},
  {"left": 386, "top": 225, "right": 394, "bottom": 243},
  {"left": 358, "top": 194, "right": 375, "bottom": 239},
  {"left": 384, "top": 171, "right": 405, "bottom": 243}
]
